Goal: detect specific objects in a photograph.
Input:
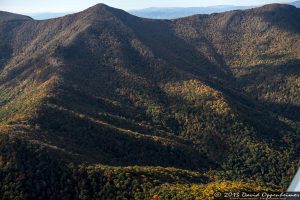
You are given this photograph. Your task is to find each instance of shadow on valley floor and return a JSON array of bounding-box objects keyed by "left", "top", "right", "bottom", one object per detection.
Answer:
[
  {"left": 262, "top": 101, "right": 300, "bottom": 122},
  {"left": 35, "top": 100, "right": 215, "bottom": 170},
  {"left": 116, "top": 12, "right": 235, "bottom": 81}
]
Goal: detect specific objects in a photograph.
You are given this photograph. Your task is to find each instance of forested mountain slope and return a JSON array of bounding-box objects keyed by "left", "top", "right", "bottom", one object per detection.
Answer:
[{"left": 0, "top": 3, "right": 299, "bottom": 199}]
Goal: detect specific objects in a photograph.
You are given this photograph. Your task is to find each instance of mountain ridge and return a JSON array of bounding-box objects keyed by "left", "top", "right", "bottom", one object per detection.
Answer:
[
  {"left": 0, "top": 3, "right": 299, "bottom": 199},
  {"left": 0, "top": 11, "right": 33, "bottom": 21}
]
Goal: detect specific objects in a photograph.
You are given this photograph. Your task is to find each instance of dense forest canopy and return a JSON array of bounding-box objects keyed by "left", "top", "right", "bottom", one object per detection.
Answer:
[{"left": 0, "top": 3, "right": 299, "bottom": 199}]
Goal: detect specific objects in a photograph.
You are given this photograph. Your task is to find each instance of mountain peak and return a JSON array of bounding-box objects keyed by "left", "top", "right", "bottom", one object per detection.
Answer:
[
  {"left": 79, "top": 3, "right": 131, "bottom": 20},
  {"left": 82, "top": 3, "right": 124, "bottom": 15},
  {"left": 87, "top": 3, "right": 112, "bottom": 11}
]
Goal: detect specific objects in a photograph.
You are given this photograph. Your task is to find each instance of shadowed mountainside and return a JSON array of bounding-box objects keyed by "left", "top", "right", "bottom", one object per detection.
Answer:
[{"left": 0, "top": 3, "right": 299, "bottom": 199}]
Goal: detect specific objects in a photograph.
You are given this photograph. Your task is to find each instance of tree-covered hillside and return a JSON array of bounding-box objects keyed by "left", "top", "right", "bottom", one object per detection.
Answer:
[{"left": 0, "top": 3, "right": 299, "bottom": 199}]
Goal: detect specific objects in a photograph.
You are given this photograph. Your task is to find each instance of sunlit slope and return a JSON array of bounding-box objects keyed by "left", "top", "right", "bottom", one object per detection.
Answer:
[{"left": 0, "top": 4, "right": 299, "bottom": 198}]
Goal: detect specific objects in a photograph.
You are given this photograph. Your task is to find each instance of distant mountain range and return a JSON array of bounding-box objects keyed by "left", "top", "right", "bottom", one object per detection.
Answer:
[
  {"left": 130, "top": 1, "right": 300, "bottom": 19},
  {"left": 291, "top": 0, "right": 300, "bottom": 7},
  {"left": 129, "top": 5, "right": 254, "bottom": 19},
  {"left": 0, "top": 3, "right": 299, "bottom": 199},
  {"left": 27, "top": 1, "right": 300, "bottom": 20},
  {"left": 28, "top": 12, "right": 72, "bottom": 20}
]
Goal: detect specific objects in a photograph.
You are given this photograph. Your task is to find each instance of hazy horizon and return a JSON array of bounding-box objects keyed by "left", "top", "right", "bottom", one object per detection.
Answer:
[{"left": 0, "top": 0, "right": 295, "bottom": 14}]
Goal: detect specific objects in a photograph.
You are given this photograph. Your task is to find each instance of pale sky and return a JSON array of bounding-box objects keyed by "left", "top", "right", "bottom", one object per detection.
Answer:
[{"left": 0, "top": 0, "right": 294, "bottom": 14}]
